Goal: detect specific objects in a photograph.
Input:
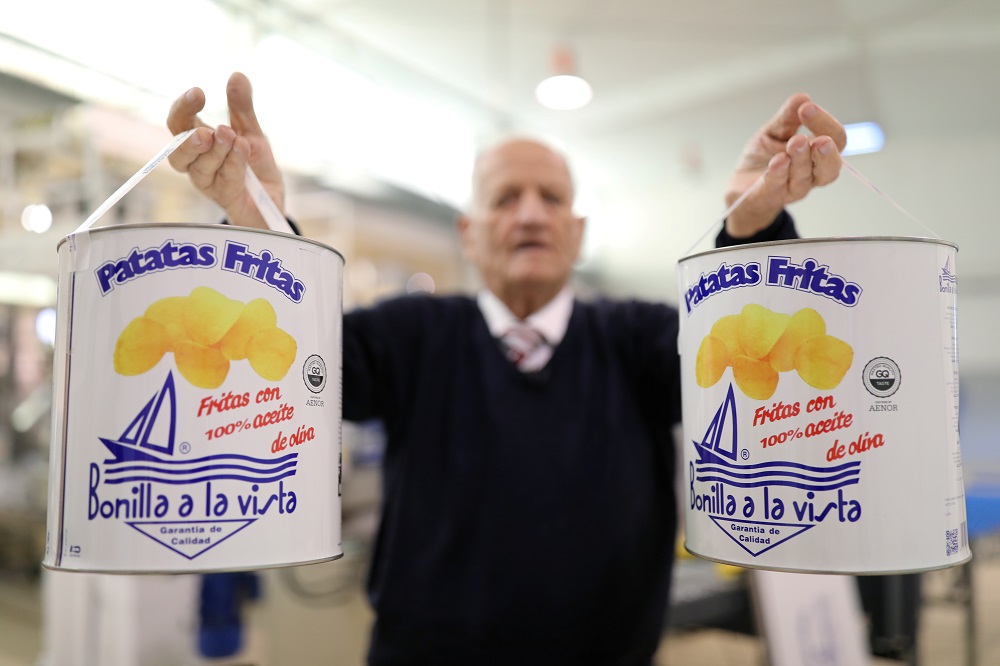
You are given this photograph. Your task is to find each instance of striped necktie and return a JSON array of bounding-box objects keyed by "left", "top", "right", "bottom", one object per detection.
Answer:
[{"left": 500, "top": 325, "right": 552, "bottom": 373}]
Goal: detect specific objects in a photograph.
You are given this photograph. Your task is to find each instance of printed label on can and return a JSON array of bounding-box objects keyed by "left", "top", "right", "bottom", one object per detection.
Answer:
[
  {"left": 45, "top": 225, "right": 344, "bottom": 572},
  {"left": 678, "top": 239, "right": 968, "bottom": 573}
]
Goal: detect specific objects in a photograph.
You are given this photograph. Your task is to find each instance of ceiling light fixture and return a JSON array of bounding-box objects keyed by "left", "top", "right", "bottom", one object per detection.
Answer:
[{"left": 535, "top": 45, "right": 592, "bottom": 111}]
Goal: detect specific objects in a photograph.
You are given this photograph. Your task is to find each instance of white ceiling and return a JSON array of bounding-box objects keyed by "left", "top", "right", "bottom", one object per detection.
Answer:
[
  {"left": 2, "top": 0, "right": 1000, "bottom": 297},
  {"left": 254, "top": 0, "right": 1000, "bottom": 293},
  {"left": 266, "top": 0, "right": 999, "bottom": 137}
]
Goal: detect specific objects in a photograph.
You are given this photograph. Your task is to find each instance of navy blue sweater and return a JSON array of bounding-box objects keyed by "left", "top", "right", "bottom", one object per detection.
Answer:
[{"left": 342, "top": 213, "right": 796, "bottom": 665}]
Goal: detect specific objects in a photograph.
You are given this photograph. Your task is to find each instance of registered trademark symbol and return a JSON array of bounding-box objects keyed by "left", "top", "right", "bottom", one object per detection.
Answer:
[
  {"left": 179, "top": 442, "right": 191, "bottom": 454},
  {"left": 741, "top": 449, "right": 749, "bottom": 460}
]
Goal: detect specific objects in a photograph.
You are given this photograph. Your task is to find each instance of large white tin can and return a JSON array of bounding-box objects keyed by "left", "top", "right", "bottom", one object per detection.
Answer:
[
  {"left": 44, "top": 223, "right": 344, "bottom": 573},
  {"left": 677, "top": 237, "right": 969, "bottom": 573}
]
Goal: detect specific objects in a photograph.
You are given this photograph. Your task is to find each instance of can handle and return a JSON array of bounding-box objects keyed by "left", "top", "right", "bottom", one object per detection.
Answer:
[
  {"left": 243, "top": 162, "right": 294, "bottom": 234},
  {"left": 682, "top": 157, "right": 943, "bottom": 258},
  {"left": 72, "top": 129, "right": 293, "bottom": 235}
]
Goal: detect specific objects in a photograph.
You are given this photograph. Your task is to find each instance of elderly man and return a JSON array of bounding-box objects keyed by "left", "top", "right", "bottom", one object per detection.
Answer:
[{"left": 168, "top": 73, "right": 844, "bottom": 666}]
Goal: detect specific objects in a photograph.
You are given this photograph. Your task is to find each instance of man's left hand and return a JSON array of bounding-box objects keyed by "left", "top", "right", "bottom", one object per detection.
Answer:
[{"left": 725, "top": 93, "right": 847, "bottom": 238}]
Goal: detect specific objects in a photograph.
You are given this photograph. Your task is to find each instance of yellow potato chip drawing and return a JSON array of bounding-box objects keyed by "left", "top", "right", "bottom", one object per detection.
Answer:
[
  {"left": 247, "top": 327, "right": 297, "bottom": 381},
  {"left": 733, "top": 355, "right": 780, "bottom": 401},
  {"left": 183, "top": 286, "right": 245, "bottom": 346},
  {"left": 695, "top": 335, "right": 732, "bottom": 388},
  {"left": 116, "top": 286, "right": 299, "bottom": 389},
  {"left": 175, "top": 340, "right": 230, "bottom": 389},
  {"left": 114, "top": 317, "right": 170, "bottom": 376},
  {"left": 794, "top": 335, "right": 854, "bottom": 390},
  {"left": 219, "top": 298, "right": 278, "bottom": 361},
  {"left": 144, "top": 296, "right": 191, "bottom": 351},
  {"left": 710, "top": 314, "right": 742, "bottom": 357},
  {"left": 769, "top": 307, "right": 826, "bottom": 373},
  {"left": 738, "top": 304, "right": 790, "bottom": 360}
]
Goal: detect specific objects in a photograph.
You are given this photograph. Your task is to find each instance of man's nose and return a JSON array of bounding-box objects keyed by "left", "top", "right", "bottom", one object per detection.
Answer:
[{"left": 515, "top": 191, "right": 548, "bottom": 224}]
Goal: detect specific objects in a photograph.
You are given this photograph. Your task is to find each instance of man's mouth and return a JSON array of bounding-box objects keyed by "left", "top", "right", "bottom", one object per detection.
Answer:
[{"left": 514, "top": 241, "right": 548, "bottom": 252}]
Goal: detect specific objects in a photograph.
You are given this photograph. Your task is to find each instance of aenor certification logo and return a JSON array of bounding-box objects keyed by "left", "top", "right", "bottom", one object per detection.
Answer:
[
  {"left": 303, "top": 354, "right": 327, "bottom": 393},
  {"left": 863, "top": 357, "right": 901, "bottom": 399}
]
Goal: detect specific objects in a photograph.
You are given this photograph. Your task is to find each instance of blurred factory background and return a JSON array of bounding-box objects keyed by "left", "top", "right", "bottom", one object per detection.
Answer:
[{"left": 1, "top": 0, "right": 1000, "bottom": 664}]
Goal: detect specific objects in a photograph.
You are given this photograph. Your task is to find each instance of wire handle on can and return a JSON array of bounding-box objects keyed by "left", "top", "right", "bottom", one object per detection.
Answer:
[
  {"left": 72, "top": 129, "right": 293, "bottom": 235},
  {"left": 839, "top": 160, "right": 940, "bottom": 239},
  {"left": 683, "top": 156, "right": 943, "bottom": 258}
]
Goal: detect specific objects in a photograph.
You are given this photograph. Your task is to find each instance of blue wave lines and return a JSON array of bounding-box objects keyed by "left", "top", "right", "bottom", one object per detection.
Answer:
[
  {"left": 693, "top": 454, "right": 860, "bottom": 492},
  {"left": 695, "top": 456, "right": 859, "bottom": 474},
  {"left": 102, "top": 448, "right": 299, "bottom": 466},
  {"left": 696, "top": 464, "right": 860, "bottom": 484},
  {"left": 101, "top": 449, "right": 298, "bottom": 485},
  {"left": 104, "top": 470, "right": 298, "bottom": 485},
  {"left": 105, "top": 460, "right": 298, "bottom": 477},
  {"left": 694, "top": 475, "right": 859, "bottom": 492}
]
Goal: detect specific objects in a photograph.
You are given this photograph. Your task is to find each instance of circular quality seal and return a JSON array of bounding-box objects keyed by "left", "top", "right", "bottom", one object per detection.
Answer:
[
  {"left": 863, "top": 357, "right": 901, "bottom": 398},
  {"left": 302, "top": 354, "right": 327, "bottom": 394}
]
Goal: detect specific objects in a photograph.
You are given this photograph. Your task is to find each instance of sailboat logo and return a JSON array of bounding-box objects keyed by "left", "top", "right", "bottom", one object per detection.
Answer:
[
  {"left": 96, "top": 372, "right": 299, "bottom": 559},
  {"left": 692, "top": 385, "right": 862, "bottom": 556},
  {"left": 939, "top": 256, "right": 957, "bottom": 293},
  {"left": 99, "top": 372, "right": 298, "bottom": 485},
  {"left": 694, "top": 385, "right": 861, "bottom": 493},
  {"left": 100, "top": 370, "right": 178, "bottom": 462}
]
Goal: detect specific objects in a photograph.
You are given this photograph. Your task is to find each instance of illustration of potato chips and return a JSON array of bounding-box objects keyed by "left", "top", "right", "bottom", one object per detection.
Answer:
[
  {"left": 174, "top": 340, "right": 230, "bottom": 389},
  {"left": 114, "top": 317, "right": 170, "bottom": 376},
  {"left": 738, "top": 304, "right": 790, "bottom": 359},
  {"left": 695, "top": 335, "right": 732, "bottom": 388},
  {"left": 710, "top": 314, "right": 741, "bottom": 357},
  {"left": 183, "top": 286, "right": 244, "bottom": 346},
  {"left": 794, "top": 335, "right": 854, "bottom": 390},
  {"left": 732, "top": 355, "right": 780, "bottom": 401},
  {"left": 115, "top": 286, "right": 298, "bottom": 388},
  {"left": 699, "top": 303, "right": 853, "bottom": 400},
  {"left": 247, "top": 327, "right": 297, "bottom": 381},
  {"left": 769, "top": 308, "right": 826, "bottom": 373},
  {"left": 144, "top": 296, "right": 191, "bottom": 351},
  {"left": 219, "top": 298, "right": 278, "bottom": 361}
]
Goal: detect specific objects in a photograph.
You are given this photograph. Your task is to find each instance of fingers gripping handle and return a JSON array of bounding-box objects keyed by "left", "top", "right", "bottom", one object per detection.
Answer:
[
  {"left": 72, "top": 129, "right": 292, "bottom": 236},
  {"left": 682, "top": 157, "right": 941, "bottom": 258},
  {"left": 244, "top": 165, "right": 294, "bottom": 234}
]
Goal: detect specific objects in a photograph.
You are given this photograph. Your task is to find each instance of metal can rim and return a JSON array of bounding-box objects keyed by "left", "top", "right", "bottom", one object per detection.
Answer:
[
  {"left": 57, "top": 222, "right": 345, "bottom": 263},
  {"left": 680, "top": 235, "right": 959, "bottom": 263}
]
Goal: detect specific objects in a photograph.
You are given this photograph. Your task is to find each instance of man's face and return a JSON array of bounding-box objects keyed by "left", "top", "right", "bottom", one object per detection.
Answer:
[{"left": 459, "top": 140, "right": 584, "bottom": 302}]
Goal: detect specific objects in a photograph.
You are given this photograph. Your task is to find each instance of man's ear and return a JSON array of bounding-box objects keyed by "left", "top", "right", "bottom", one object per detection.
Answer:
[
  {"left": 572, "top": 215, "right": 586, "bottom": 258},
  {"left": 457, "top": 213, "right": 475, "bottom": 261}
]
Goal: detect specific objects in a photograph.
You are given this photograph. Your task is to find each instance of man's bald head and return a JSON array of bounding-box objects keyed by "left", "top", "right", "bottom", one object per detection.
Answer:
[
  {"left": 458, "top": 136, "right": 584, "bottom": 318},
  {"left": 470, "top": 138, "right": 575, "bottom": 214}
]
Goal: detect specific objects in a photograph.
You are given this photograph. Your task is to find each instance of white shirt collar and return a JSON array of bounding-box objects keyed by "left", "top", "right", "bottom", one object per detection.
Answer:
[{"left": 477, "top": 286, "right": 574, "bottom": 346}]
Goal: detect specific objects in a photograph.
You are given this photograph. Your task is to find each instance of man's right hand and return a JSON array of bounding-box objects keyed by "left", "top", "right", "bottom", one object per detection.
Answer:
[{"left": 167, "top": 72, "right": 285, "bottom": 229}]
